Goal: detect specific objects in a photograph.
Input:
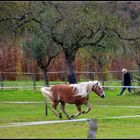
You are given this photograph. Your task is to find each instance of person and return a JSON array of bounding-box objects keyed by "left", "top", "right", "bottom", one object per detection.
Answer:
[{"left": 118, "top": 68, "right": 132, "bottom": 96}]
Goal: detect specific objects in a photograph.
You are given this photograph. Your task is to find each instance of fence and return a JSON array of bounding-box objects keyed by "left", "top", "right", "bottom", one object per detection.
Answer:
[
  {"left": 0, "top": 117, "right": 98, "bottom": 139},
  {"left": 0, "top": 70, "right": 139, "bottom": 90}
]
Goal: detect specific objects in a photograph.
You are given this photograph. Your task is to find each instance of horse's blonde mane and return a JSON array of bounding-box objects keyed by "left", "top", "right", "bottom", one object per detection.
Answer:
[{"left": 70, "top": 80, "right": 100, "bottom": 97}]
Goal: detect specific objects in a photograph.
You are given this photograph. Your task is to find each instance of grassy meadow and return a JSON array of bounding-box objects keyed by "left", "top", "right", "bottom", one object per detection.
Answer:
[{"left": 0, "top": 82, "right": 140, "bottom": 139}]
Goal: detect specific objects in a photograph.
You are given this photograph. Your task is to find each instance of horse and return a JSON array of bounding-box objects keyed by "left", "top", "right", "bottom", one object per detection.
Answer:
[{"left": 41, "top": 80, "right": 105, "bottom": 119}]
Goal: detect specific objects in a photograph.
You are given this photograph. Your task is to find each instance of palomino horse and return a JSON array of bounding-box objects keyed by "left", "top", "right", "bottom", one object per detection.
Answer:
[{"left": 41, "top": 80, "right": 105, "bottom": 119}]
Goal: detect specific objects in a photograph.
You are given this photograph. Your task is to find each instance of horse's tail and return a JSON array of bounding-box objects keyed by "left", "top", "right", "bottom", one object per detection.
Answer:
[
  {"left": 41, "top": 86, "right": 51, "bottom": 97},
  {"left": 41, "top": 86, "right": 54, "bottom": 102}
]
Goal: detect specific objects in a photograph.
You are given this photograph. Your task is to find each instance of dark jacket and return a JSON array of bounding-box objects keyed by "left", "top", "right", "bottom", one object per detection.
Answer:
[{"left": 123, "top": 72, "right": 131, "bottom": 85}]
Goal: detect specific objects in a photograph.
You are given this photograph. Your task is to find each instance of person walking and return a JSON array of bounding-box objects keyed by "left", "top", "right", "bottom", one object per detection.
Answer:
[{"left": 118, "top": 68, "right": 132, "bottom": 96}]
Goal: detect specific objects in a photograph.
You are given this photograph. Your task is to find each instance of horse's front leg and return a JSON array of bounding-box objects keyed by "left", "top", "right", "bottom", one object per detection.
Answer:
[
  {"left": 82, "top": 101, "right": 91, "bottom": 114},
  {"left": 71, "top": 104, "right": 82, "bottom": 119},
  {"left": 60, "top": 101, "right": 71, "bottom": 120}
]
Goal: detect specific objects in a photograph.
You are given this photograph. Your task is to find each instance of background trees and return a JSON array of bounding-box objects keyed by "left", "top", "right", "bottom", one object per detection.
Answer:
[
  {"left": 117, "top": 2, "right": 140, "bottom": 77},
  {"left": 0, "top": 1, "right": 140, "bottom": 84}
]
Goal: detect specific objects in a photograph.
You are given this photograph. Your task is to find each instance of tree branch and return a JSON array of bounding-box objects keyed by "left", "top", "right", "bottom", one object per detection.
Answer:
[
  {"left": 52, "top": 34, "right": 64, "bottom": 46},
  {"left": 81, "top": 32, "right": 105, "bottom": 47},
  {"left": 107, "top": 27, "right": 140, "bottom": 41},
  {"left": 99, "top": 25, "right": 111, "bottom": 37}
]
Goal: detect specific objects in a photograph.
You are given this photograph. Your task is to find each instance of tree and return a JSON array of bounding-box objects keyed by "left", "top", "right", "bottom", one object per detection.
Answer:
[
  {"left": 0, "top": 1, "right": 62, "bottom": 84},
  {"left": 51, "top": 1, "right": 115, "bottom": 83},
  {"left": 123, "top": 35, "right": 140, "bottom": 78},
  {"left": 111, "top": 2, "right": 140, "bottom": 78},
  {"left": 88, "top": 47, "right": 110, "bottom": 86},
  {"left": 0, "top": 1, "right": 29, "bottom": 40},
  {"left": 22, "top": 29, "right": 60, "bottom": 85},
  {"left": 78, "top": 35, "right": 119, "bottom": 86}
]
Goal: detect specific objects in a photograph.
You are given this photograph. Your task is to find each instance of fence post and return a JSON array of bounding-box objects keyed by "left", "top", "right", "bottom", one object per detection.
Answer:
[
  {"left": 64, "top": 72, "right": 67, "bottom": 84},
  {"left": 32, "top": 73, "right": 36, "bottom": 90},
  {"left": 45, "top": 98, "right": 48, "bottom": 116},
  {"left": 0, "top": 73, "right": 4, "bottom": 90},
  {"left": 87, "top": 119, "right": 98, "bottom": 139}
]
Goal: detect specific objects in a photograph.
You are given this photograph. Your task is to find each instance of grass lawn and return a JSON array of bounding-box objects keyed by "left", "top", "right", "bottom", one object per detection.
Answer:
[{"left": 0, "top": 87, "right": 140, "bottom": 139}]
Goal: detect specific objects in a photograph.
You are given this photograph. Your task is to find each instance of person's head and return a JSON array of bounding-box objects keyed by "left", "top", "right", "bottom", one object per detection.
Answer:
[{"left": 122, "top": 68, "right": 128, "bottom": 74}]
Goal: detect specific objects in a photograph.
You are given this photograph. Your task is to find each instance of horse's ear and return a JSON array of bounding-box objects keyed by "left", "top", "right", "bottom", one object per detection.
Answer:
[{"left": 95, "top": 81, "right": 99, "bottom": 86}]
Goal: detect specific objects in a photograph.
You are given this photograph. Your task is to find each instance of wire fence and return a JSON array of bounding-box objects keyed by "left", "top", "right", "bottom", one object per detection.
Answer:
[{"left": 0, "top": 70, "right": 140, "bottom": 90}]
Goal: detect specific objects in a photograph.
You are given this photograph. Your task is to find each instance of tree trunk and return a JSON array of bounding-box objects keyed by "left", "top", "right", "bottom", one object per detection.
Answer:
[
  {"left": 100, "top": 64, "right": 104, "bottom": 86},
  {"left": 138, "top": 64, "right": 140, "bottom": 78},
  {"left": 43, "top": 70, "right": 49, "bottom": 86},
  {"left": 64, "top": 50, "right": 77, "bottom": 84},
  {"left": 37, "top": 59, "right": 50, "bottom": 86},
  {"left": 65, "top": 59, "right": 77, "bottom": 84},
  {"left": 138, "top": 63, "right": 140, "bottom": 85}
]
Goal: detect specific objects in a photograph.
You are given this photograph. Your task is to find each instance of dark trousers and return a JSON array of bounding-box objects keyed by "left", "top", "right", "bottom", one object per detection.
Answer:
[{"left": 120, "top": 85, "right": 131, "bottom": 95}]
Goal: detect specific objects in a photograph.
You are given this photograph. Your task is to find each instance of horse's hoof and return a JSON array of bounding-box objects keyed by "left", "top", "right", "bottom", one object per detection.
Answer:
[
  {"left": 82, "top": 111, "right": 85, "bottom": 114},
  {"left": 71, "top": 115, "right": 75, "bottom": 119},
  {"left": 68, "top": 117, "right": 72, "bottom": 120},
  {"left": 67, "top": 116, "right": 72, "bottom": 120},
  {"left": 59, "top": 114, "right": 62, "bottom": 118},
  {"left": 82, "top": 111, "right": 87, "bottom": 114}
]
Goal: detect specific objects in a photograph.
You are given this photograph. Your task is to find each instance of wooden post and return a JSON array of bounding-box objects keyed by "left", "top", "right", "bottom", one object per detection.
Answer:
[
  {"left": 45, "top": 98, "right": 48, "bottom": 116},
  {"left": 32, "top": 73, "right": 36, "bottom": 90},
  {"left": 0, "top": 73, "right": 4, "bottom": 90},
  {"left": 87, "top": 119, "right": 98, "bottom": 139},
  {"left": 64, "top": 72, "right": 67, "bottom": 84}
]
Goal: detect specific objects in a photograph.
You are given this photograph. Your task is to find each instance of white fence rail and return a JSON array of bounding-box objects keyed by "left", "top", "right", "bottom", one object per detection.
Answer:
[
  {"left": 0, "top": 70, "right": 139, "bottom": 90},
  {"left": 0, "top": 118, "right": 98, "bottom": 139},
  {"left": 1, "top": 85, "right": 140, "bottom": 90}
]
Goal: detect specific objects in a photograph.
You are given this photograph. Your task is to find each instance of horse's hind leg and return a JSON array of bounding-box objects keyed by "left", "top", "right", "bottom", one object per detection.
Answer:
[
  {"left": 71, "top": 104, "right": 82, "bottom": 119},
  {"left": 60, "top": 102, "right": 71, "bottom": 120},
  {"left": 82, "top": 101, "right": 91, "bottom": 114},
  {"left": 52, "top": 101, "right": 62, "bottom": 118}
]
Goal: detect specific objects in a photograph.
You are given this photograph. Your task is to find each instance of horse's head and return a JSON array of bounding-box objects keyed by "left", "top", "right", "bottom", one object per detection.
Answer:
[{"left": 92, "top": 81, "right": 105, "bottom": 98}]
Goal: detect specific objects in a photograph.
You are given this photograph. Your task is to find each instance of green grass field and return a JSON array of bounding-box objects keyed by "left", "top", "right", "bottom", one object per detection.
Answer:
[{"left": 0, "top": 86, "right": 140, "bottom": 139}]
